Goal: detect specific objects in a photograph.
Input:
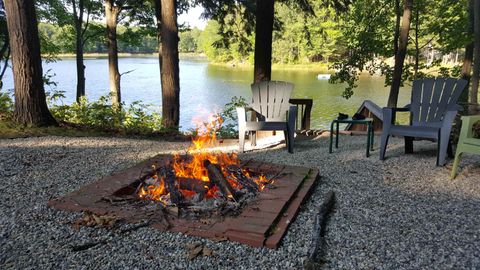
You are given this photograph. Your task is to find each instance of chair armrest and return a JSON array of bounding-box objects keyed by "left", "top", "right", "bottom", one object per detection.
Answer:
[
  {"left": 461, "top": 114, "right": 480, "bottom": 124},
  {"left": 392, "top": 107, "right": 411, "bottom": 112},
  {"left": 237, "top": 106, "right": 258, "bottom": 123},
  {"left": 236, "top": 107, "right": 248, "bottom": 123},
  {"left": 382, "top": 108, "right": 394, "bottom": 131}
]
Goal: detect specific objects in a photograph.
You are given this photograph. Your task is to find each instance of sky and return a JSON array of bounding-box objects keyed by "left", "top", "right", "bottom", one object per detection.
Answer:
[{"left": 178, "top": 6, "right": 207, "bottom": 30}]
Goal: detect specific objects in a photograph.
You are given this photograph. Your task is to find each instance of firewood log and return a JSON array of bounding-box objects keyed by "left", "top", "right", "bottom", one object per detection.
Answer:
[
  {"left": 161, "top": 166, "right": 184, "bottom": 205},
  {"left": 204, "top": 160, "right": 239, "bottom": 201},
  {"left": 226, "top": 165, "right": 259, "bottom": 192}
]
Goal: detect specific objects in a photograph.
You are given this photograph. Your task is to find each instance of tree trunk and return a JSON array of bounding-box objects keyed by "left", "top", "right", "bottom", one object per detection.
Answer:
[
  {"left": 4, "top": 0, "right": 57, "bottom": 126},
  {"left": 253, "top": 0, "right": 274, "bottom": 83},
  {"left": 470, "top": 0, "right": 480, "bottom": 112},
  {"left": 105, "top": 0, "right": 121, "bottom": 107},
  {"left": 413, "top": 7, "right": 419, "bottom": 79},
  {"left": 154, "top": 0, "right": 162, "bottom": 61},
  {"left": 160, "top": 0, "right": 180, "bottom": 129},
  {"left": 388, "top": 0, "right": 413, "bottom": 108},
  {"left": 460, "top": 43, "right": 474, "bottom": 104},
  {"left": 73, "top": 1, "right": 86, "bottom": 102},
  {"left": 393, "top": 0, "right": 401, "bottom": 56}
]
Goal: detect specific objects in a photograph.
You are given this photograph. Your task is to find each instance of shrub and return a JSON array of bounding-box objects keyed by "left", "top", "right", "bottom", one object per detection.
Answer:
[{"left": 473, "top": 120, "right": 480, "bottom": 139}]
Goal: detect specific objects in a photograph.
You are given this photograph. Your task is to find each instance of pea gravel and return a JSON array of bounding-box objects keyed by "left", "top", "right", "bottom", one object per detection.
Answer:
[{"left": 0, "top": 135, "right": 479, "bottom": 269}]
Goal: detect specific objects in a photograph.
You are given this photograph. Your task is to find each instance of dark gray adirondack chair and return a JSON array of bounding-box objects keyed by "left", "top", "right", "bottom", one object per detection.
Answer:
[
  {"left": 379, "top": 77, "right": 468, "bottom": 166},
  {"left": 236, "top": 81, "right": 297, "bottom": 153}
]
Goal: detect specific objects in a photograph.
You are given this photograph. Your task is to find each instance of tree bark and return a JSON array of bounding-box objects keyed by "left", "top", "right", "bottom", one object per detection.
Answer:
[
  {"left": 4, "top": 0, "right": 57, "bottom": 126},
  {"left": 388, "top": 0, "right": 413, "bottom": 108},
  {"left": 73, "top": 0, "right": 86, "bottom": 102},
  {"left": 393, "top": 0, "right": 401, "bottom": 56},
  {"left": 460, "top": 0, "right": 474, "bottom": 107},
  {"left": 413, "top": 7, "right": 419, "bottom": 79},
  {"left": 154, "top": 0, "right": 162, "bottom": 62},
  {"left": 460, "top": 43, "right": 474, "bottom": 104},
  {"left": 105, "top": 0, "right": 121, "bottom": 107},
  {"left": 160, "top": 0, "right": 180, "bottom": 129},
  {"left": 253, "top": 0, "right": 274, "bottom": 83},
  {"left": 470, "top": 0, "right": 480, "bottom": 112}
]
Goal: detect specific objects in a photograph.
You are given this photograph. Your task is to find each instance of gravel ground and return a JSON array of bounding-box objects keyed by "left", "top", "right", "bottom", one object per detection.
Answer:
[{"left": 0, "top": 135, "right": 479, "bottom": 269}]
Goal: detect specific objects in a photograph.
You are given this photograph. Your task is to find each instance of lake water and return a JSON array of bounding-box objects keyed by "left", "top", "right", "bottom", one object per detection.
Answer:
[{"left": 1, "top": 58, "right": 411, "bottom": 130}]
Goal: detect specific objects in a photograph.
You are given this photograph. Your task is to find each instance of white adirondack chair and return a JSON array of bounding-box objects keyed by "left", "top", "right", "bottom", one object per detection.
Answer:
[{"left": 236, "top": 81, "right": 297, "bottom": 153}]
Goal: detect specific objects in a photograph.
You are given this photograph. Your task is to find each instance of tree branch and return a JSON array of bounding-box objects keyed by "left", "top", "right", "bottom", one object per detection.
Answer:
[
  {"left": 0, "top": 46, "right": 10, "bottom": 81},
  {"left": 81, "top": 2, "right": 92, "bottom": 39},
  {"left": 120, "top": 69, "right": 136, "bottom": 77}
]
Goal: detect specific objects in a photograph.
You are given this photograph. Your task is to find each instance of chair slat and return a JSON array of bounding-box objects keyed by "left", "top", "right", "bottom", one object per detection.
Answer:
[
  {"left": 410, "top": 80, "right": 423, "bottom": 124},
  {"left": 433, "top": 78, "right": 456, "bottom": 121},
  {"left": 419, "top": 78, "right": 435, "bottom": 123},
  {"left": 449, "top": 79, "right": 468, "bottom": 109},
  {"left": 250, "top": 81, "right": 293, "bottom": 121},
  {"left": 427, "top": 78, "right": 446, "bottom": 122}
]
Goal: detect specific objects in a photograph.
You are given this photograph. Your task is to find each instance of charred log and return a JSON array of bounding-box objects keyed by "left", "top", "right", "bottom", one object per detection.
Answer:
[
  {"left": 161, "top": 167, "right": 184, "bottom": 205},
  {"left": 204, "top": 160, "right": 239, "bottom": 201},
  {"left": 226, "top": 165, "right": 259, "bottom": 193},
  {"left": 178, "top": 177, "right": 209, "bottom": 195}
]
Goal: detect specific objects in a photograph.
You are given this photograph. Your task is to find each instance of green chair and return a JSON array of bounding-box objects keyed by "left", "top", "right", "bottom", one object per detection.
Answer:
[{"left": 450, "top": 115, "right": 480, "bottom": 179}]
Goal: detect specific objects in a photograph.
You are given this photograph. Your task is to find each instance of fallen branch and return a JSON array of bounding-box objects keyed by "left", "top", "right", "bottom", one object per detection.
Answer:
[
  {"left": 118, "top": 220, "right": 152, "bottom": 234},
  {"left": 71, "top": 240, "right": 108, "bottom": 252},
  {"left": 304, "top": 190, "right": 335, "bottom": 270},
  {"left": 71, "top": 220, "right": 153, "bottom": 252}
]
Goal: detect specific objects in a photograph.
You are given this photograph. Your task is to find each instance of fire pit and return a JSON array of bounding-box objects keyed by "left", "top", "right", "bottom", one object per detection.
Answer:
[{"left": 49, "top": 116, "right": 320, "bottom": 248}]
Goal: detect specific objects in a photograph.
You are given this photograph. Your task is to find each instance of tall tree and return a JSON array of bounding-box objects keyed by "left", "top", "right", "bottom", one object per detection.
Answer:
[
  {"left": 159, "top": 0, "right": 180, "bottom": 129},
  {"left": 460, "top": 0, "right": 474, "bottom": 107},
  {"left": 36, "top": 0, "right": 102, "bottom": 101},
  {"left": 470, "top": 0, "right": 480, "bottom": 112},
  {"left": 4, "top": 0, "right": 57, "bottom": 125},
  {"left": 105, "top": 0, "right": 122, "bottom": 107},
  {"left": 387, "top": 0, "right": 413, "bottom": 108},
  {"left": 0, "top": 2, "right": 9, "bottom": 85},
  {"left": 253, "top": 0, "right": 274, "bottom": 82},
  {"left": 72, "top": 0, "right": 101, "bottom": 102}
]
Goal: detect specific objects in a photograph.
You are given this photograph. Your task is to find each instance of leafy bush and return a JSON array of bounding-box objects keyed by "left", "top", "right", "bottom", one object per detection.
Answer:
[
  {"left": 49, "top": 95, "right": 164, "bottom": 135},
  {"left": 0, "top": 91, "right": 13, "bottom": 115},
  {"left": 215, "top": 96, "right": 248, "bottom": 138},
  {"left": 473, "top": 120, "right": 480, "bottom": 139}
]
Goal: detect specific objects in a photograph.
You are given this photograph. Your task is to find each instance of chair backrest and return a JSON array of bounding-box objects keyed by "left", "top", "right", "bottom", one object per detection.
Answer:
[
  {"left": 410, "top": 77, "right": 467, "bottom": 126},
  {"left": 251, "top": 81, "right": 294, "bottom": 121}
]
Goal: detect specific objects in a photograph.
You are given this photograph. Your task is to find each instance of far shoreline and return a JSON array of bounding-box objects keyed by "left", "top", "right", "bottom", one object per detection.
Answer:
[{"left": 49, "top": 53, "right": 335, "bottom": 73}]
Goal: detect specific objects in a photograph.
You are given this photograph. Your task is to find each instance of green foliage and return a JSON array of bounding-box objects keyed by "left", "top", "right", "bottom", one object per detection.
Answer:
[
  {"left": 0, "top": 91, "right": 13, "bottom": 115},
  {"left": 50, "top": 95, "right": 164, "bottom": 135},
  {"left": 215, "top": 96, "right": 248, "bottom": 138},
  {"left": 179, "top": 28, "right": 202, "bottom": 53},
  {"left": 199, "top": 21, "right": 234, "bottom": 62}
]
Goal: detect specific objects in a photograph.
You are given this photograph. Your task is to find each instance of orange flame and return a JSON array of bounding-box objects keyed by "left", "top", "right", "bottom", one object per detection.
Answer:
[
  {"left": 138, "top": 113, "right": 271, "bottom": 203},
  {"left": 172, "top": 114, "right": 238, "bottom": 182}
]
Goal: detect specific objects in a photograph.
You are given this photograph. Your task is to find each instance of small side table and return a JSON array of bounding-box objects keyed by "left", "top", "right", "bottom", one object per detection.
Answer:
[{"left": 329, "top": 118, "right": 374, "bottom": 157}]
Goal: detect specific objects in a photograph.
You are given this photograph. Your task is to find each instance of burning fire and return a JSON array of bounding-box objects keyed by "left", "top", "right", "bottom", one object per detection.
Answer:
[{"left": 138, "top": 113, "right": 271, "bottom": 204}]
